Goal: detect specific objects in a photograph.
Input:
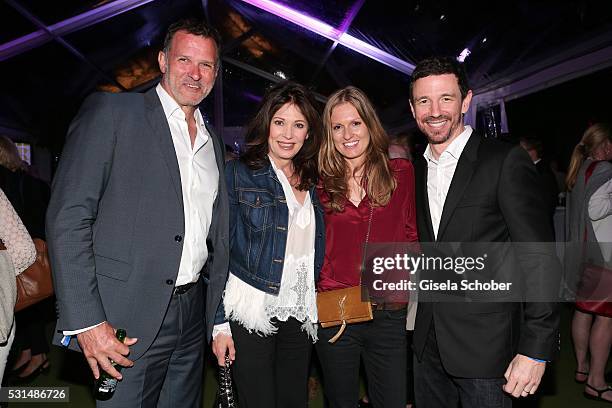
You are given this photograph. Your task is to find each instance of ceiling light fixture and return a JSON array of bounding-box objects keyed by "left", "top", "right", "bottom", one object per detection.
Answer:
[
  {"left": 239, "top": 0, "right": 414, "bottom": 75},
  {"left": 0, "top": 0, "right": 156, "bottom": 61},
  {"left": 457, "top": 48, "right": 471, "bottom": 62}
]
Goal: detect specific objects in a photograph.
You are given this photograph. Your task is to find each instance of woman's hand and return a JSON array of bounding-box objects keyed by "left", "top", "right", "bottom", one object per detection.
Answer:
[{"left": 212, "top": 333, "right": 236, "bottom": 366}]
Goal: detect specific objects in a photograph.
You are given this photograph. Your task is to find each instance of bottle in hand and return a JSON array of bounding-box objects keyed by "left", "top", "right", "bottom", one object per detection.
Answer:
[{"left": 93, "top": 328, "right": 127, "bottom": 401}]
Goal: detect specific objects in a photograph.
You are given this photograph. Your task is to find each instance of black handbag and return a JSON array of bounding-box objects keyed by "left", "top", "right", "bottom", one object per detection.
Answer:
[{"left": 213, "top": 354, "right": 238, "bottom": 408}]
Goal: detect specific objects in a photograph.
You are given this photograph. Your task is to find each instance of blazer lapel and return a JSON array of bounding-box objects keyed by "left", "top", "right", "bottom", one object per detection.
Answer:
[
  {"left": 204, "top": 121, "right": 225, "bottom": 212},
  {"left": 205, "top": 122, "right": 225, "bottom": 178},
  {"left": 414, "top": 156, "right": 435, "bottom": 242},
  {"left": 436, "top": 132, "right": 480, "bottom": 241},
  {"left": 145, "top": 88, "right": 183, "bottom": 207}
]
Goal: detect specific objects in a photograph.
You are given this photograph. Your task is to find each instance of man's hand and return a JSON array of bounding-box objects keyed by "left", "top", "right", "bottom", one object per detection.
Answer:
[
  {"left": 76, "top": 322, "right": 138, "bottom": 380},
  {"left": 503, "top": 354, "right": 546, "bottom": 398},
  {"left": 212, "top": 333, "right": 235, "bottom": 366}
]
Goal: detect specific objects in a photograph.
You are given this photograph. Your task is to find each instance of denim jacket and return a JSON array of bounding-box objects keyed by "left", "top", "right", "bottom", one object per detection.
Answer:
[{"left": 214, "top": 158, "right": 325, "bottom": 324}]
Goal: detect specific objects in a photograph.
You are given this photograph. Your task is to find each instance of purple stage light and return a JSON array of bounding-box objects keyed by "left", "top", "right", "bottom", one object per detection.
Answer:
[
  {"left": 243, "top": 91, "right": 263, "bottom": 103},
  {"left": 0, "top": 0, "right": 156, "bottom": 61},
  {"left": 239, "top": 0, "right": 414, "bottom": 75}
]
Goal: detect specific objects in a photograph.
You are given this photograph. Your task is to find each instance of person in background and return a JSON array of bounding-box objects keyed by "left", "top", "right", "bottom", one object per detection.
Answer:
[
  {"left": 388, "top": 131, "right": 415, "bottom": 161},
  {"left": 0, "top": 135, "right": 51, "bottom": 382},
  {"left": 565, "top": 123, "right": 612, "bottom": 404},
  {"left": 0, "top": 187, "right": 35, "bottom": 384},
  {"left": 46, "top": 19, "right": 229, "bottom": 407},
  {"left": 550, "top": 159, "right": 568, "bottom": 194},
  {"left": 212, "top": 81, "right": 324, "bottom": 408},
  {"left": 224, "top": 143, "right": 239, "bottom": 162},
  {"left": 520, "top": 136, "right": 560, "bottom": 218},
  {"left": 316, "top": 86, "right": 418, "bottom": 408}
]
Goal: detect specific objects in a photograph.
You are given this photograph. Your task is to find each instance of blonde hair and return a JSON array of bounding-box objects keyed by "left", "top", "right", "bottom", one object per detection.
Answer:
[
  {"left": 0, "top": 135, "right": 25, "bottom": 172},
  {"left": 319, "top": 86, "right": 396, "bottom": 212},
  {"left": 566, "top": 123, "right": 612, "bottom": 190}
]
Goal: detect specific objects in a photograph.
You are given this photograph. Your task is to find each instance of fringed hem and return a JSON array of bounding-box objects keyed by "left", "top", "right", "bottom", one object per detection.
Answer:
[
  {"left": 224, "top": 274, "right": 278, "bottom": 336},
  {"left": 227, "top": 310, "right": 278, "bottom": 337},
  {"left": 301, "top": 320, "right": 318, "bottom": 343},
  {"left": 224, "top": 273, "right": 318, "bottom": 340}
]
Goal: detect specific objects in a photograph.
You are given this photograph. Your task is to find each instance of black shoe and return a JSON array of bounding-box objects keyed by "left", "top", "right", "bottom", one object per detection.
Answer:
[
  {"left": 8, "top": 361, "right": 28, "bottom": 376},
  {"left": 584, "top": 383, "right": 612, "bottom": 404},
  {"left": 11, "top": 359, "right": 49, "bottom": 384}
]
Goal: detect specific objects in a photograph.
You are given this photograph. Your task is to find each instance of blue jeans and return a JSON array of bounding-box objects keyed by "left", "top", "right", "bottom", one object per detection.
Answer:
[{"left": 414, "top": 322, "right": 512, "bottom": 408}]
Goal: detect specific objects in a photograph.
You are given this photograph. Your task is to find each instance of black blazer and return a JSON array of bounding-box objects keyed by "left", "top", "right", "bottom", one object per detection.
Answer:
[
  {"left": 413, "top": 132, "right": 559, "bottom": 378},
  {"left": 535, "top": 160, "right": 560, "bottom": 219}
]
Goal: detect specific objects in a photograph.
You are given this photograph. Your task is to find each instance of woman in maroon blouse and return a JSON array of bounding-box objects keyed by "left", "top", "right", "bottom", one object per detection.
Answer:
[{"left": 316, "top": 86, "right": 418, "bottom": 408}]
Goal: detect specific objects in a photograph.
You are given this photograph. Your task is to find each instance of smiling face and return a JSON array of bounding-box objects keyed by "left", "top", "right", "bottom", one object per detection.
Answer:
[
  {"left": 267, "top": 102, "right": 309, "bottom": 166},
  {"left": 158, "top": 30, "right": 218, "bottom": 112},
  {"left": 410, "top": 73, "right": 472, "bottom": 148},
  {"left": 330, "top": 102, "right": 370, "bottom": 170}
]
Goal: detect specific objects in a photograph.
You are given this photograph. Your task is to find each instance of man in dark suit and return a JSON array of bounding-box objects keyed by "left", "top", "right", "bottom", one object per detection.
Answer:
[
  {"left": 520, "top": 136, "right": 560, "bottom": 218},
  {"left": 47, "top": 19, "right": 229, "bottom": 407},
  {"left": 409, "top": 57, "right": 559, "bottom": 408}
]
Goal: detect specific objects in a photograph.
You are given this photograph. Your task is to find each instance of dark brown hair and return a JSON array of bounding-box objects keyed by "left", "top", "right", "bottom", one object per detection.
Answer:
[
  {"left": 241, "top": 81, "right": 322, "bottom": 191},
  {"left": 0, "top": 135, "right": 25, "bottom": 172},
  {"left": 163, "top": 19, "right": 221, "bottom": 63},
  {"left": 409, "top": 56, "right": 470, "bottom": 102}
]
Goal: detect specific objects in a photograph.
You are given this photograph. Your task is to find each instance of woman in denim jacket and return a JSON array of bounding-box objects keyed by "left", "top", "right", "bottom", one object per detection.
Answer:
[{"left": 212, "top": 81, "right": 324, "bottom": 408}]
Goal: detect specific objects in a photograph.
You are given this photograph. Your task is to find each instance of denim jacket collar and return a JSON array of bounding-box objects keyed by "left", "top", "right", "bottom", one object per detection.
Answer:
[
  {"left": 251, "top": 158, "right": 281, "bottom": 183},
  {"left": 250, "top": 158, "right": 319, "bottom": 207}
]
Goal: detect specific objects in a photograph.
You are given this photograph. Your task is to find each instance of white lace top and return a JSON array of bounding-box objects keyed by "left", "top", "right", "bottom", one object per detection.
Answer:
[
  {"left": 0, "top": 188, "right": 35, "bottom": 275},
  {"left": 221, "top": 158, "right": 318, "bottom": 340}
]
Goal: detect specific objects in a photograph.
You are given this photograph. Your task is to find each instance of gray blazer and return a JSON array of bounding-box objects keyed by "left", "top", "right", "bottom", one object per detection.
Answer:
[
  {"left": 47, "top": 88, "right": 229, "bottom": 359},
  {"left": 563, "top": 159, "right": 612, "bottom": 299}
]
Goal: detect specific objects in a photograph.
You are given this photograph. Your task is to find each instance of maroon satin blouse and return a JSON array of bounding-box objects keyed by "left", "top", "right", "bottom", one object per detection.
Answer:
[{"left": 317, "top": 159, "right": 418, "bottom": 292}]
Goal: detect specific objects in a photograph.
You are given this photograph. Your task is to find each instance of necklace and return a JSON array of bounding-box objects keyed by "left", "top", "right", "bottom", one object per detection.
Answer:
[{"left": 348, "top": 176, "right": 365, "bottom": 206}]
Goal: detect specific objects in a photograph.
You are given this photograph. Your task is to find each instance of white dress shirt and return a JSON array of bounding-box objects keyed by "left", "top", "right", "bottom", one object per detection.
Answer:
[
  {"left": 423, "top": 126, "right": 473, "bottom": 239},
  {"left": 63, "top": 85, "right": 218, "bottom": 337},
  {"left": 156, "top": 84, "right": 219, "bottom": 286},
  {"left": 589, "top": 177, "right": 612, "bottom": 262}
]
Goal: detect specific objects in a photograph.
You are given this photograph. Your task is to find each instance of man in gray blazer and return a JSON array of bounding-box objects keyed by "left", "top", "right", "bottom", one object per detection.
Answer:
[{"left": 47, "top": 19, "right": 229, "bottom": 407}]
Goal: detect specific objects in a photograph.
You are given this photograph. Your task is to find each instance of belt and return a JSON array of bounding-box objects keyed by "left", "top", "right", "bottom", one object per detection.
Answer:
[
  {"left": 371, "top": 302, "right": 406, "bottom": 311},
  {"left": 173, "top": 281, "right": 197, "bottom": 295}
]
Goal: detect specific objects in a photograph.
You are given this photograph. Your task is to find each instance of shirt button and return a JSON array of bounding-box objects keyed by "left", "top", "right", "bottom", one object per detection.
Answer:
[
  {"left": 175, "top": 235, "right": 183, "bottom": 242},
  {"left": 166, "top": 279, "right": 173, "bottom": 285}
]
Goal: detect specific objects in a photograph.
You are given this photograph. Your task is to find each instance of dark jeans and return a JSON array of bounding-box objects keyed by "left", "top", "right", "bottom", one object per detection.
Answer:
[
  {"left": 414, "top": 322, "right": 512, "bottom": 408},
  {"left": 316, "top": 309, "right": 408, "bottom": 408},
  {"left": 230, "top": 317, "right": 312, "bottom": 408},
  {"left": 406, "top": 331, "right": 414, "bottom": 404}
]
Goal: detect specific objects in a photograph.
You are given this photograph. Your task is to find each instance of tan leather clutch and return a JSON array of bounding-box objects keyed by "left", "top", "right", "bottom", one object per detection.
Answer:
[{"left": 317, "top": 286, "right": 373, "bottom": 328}]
